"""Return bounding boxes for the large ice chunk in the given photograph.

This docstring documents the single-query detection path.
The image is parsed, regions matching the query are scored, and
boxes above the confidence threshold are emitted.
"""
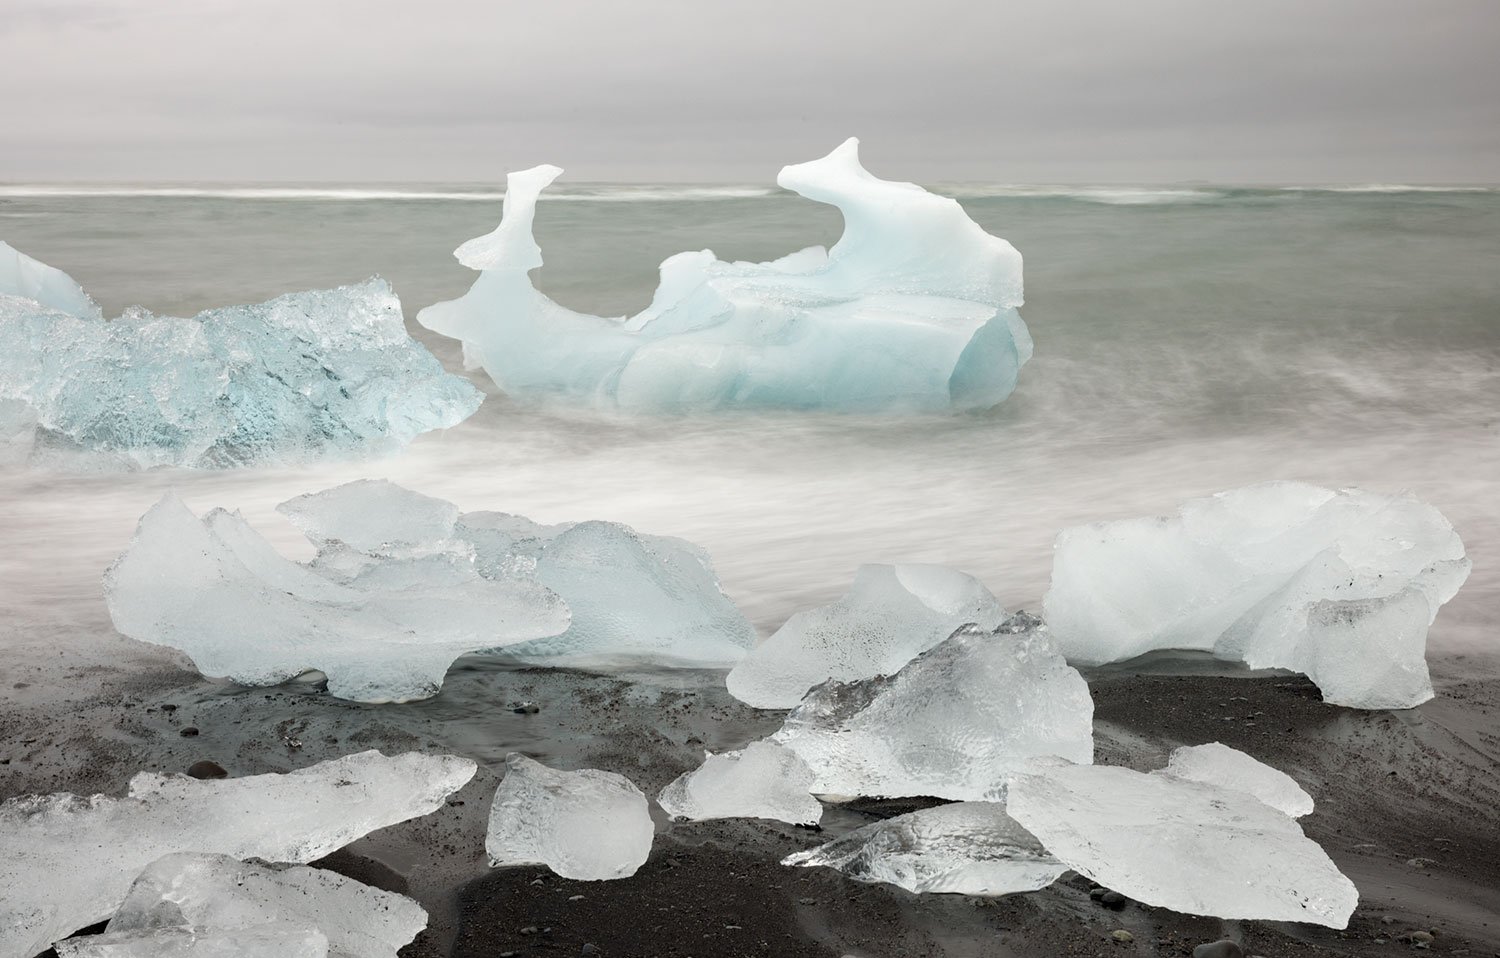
[772,613,1093,800]
[726,564,1005,708]
[782,801,1065,896]
[0,751,476,958]
[486,754,654,881]
[657,740,822,825]
[417,139,1031,412]
[1043,482,1471,709]
[0,243,481,469]
[56,853,424,958]
[1007,758,1358,928]
[104,491,570,703]
[56,926,328,958]
[1159,743,1314,818]
[269,480,755,670]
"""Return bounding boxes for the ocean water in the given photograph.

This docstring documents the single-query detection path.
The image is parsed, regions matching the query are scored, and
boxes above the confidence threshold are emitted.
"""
[1,183,1497,701]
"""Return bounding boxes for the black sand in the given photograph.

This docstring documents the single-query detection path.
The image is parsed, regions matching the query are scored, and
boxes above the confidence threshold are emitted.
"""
[4,657,1498,957]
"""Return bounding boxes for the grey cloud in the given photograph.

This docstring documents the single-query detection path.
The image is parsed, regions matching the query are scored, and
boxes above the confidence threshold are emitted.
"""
[0,0,1495,182]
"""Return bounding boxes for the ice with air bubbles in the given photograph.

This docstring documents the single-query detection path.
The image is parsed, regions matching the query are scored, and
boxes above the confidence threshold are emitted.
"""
[486,754,654,881]
[782,801,1065,896]
[0,241,480,469]
[772,613,1093,800]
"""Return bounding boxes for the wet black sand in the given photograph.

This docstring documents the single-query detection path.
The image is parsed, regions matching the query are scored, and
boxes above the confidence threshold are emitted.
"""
[4,655,1498,958]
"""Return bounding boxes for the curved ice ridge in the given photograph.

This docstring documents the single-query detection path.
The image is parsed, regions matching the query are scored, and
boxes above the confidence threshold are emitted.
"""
[417,139,1031,412]
[0,241,481,469]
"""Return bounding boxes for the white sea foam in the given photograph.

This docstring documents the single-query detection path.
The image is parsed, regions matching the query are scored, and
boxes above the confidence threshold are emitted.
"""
[943,186,1226,204]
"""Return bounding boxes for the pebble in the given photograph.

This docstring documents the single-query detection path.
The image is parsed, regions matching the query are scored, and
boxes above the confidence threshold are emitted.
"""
[581,946,599,956]
[1111,929,1134,943]
[520,925,539,935]
[179,726,199,737]
[186,760,227,780]
[1099,890,1129,910]
[513,703,540,715]
[1193,941,1245,958]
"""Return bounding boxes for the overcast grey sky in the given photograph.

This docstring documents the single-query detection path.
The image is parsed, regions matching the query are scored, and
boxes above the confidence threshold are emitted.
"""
[2,0,1496,184]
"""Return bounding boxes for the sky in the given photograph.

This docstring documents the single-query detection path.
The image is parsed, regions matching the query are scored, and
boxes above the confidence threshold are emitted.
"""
[1,0,1497,184]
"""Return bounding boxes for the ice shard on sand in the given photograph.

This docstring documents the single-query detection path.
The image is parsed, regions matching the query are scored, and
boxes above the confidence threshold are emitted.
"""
[726,563,1006,709]
[782,801,1065,896]
[104,490,571,703]
[772,613,1093,800]
[486,754,654,881]
[0,751,475,958]
[1006,757,1358,928]
[54,852,425,958]
[657,740,822,825]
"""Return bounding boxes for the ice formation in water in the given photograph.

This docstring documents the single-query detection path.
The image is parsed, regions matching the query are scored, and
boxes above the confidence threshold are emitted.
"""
[0,241,480,469]
[1007,758,1358,928]
[0,751,475,958]
[57,926,329,958]
[1159,743,1314,818]
[782,801,1065,896]
[726,563,1006,709]
[657,740,822,825]
[1043,482,1471,709]
[56,853,425,958]
[486,754,654,881]
[772,613,1093,800]
[105,490,571,703]
[417,139,1031,412]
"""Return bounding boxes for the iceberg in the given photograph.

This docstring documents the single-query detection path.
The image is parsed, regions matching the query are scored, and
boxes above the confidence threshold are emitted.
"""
[657,740,822,825]
[1006,758,1358,928]
[104,490,571,703]
[0,241,480,469]
[486,754,654,881]
[1159,742,1314,818]
[57,927,328,958]
[0,750,475,958]
[782,801,1065,896]
[1043,482,1471,709]
[55,853,425,958]
[726,563,1006,709]
[416,139,1031,412]
[772,613,1093,800]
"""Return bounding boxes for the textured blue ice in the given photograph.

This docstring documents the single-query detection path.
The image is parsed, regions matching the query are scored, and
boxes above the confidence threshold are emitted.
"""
[0,241,481,468]
[418,139,1031,412]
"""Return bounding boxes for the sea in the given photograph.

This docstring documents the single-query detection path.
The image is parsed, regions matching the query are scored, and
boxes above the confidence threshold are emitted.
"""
[1,182,1497,701]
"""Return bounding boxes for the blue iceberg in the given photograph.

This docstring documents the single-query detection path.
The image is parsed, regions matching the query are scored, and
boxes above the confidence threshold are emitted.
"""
[0,241,482,469]
[417,139,1031,412]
